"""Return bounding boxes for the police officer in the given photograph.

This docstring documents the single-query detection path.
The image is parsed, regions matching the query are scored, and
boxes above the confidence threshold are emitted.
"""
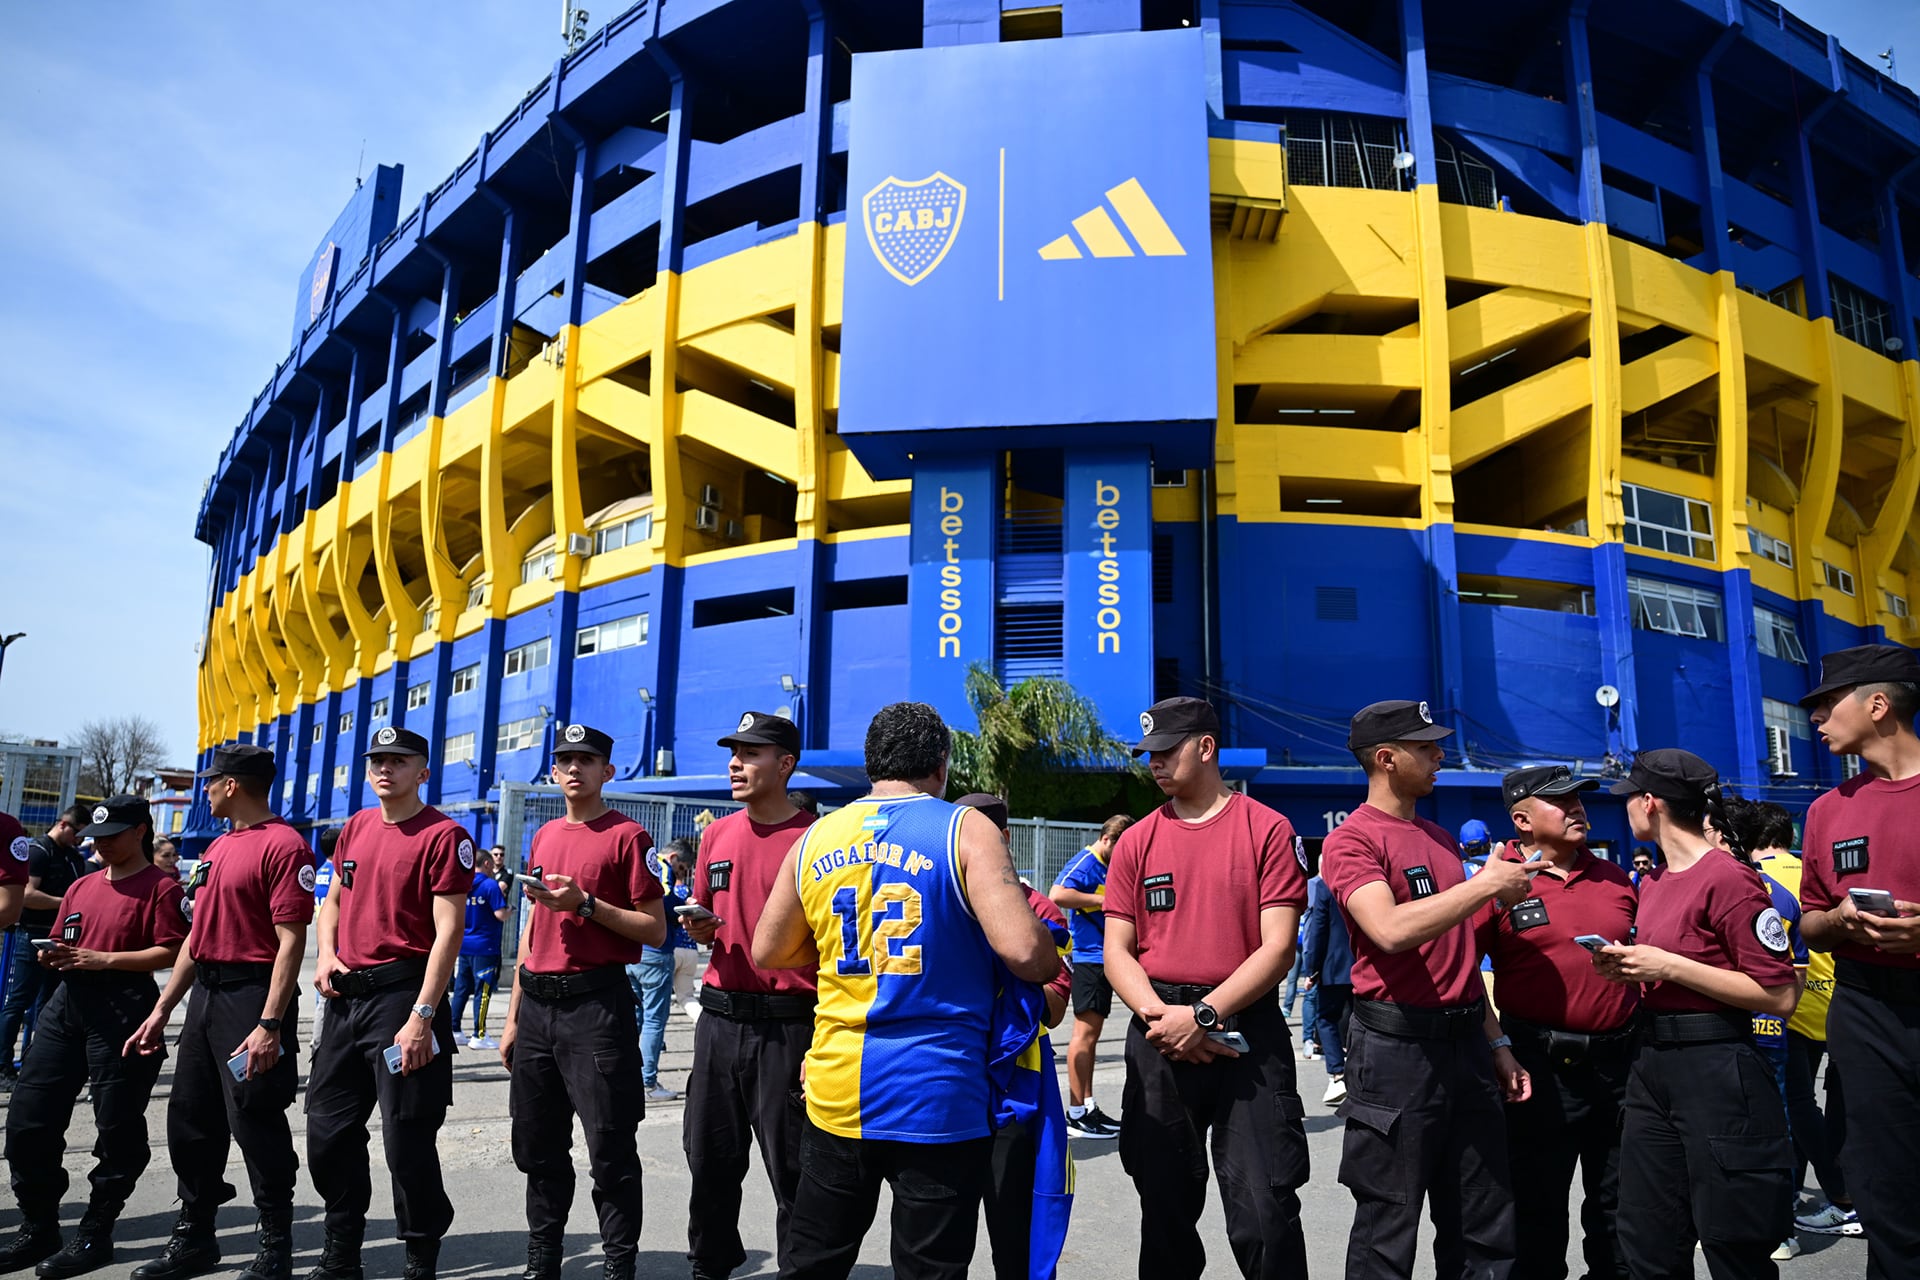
[1102,696,1311,1280]
[0,808,34,1070]
[0,795,188,1277]
[1319,700,1535,1280]
[307,726,474,1280]
[681,712,815,1280]
[751,700,1059,1280]
[502,722,665,1280]
[1479,765,1637,1280]
[1596,749,1797,1280]
[1798,643,1920,1279]
[121,745,315,1279]
[0,805,90,1082]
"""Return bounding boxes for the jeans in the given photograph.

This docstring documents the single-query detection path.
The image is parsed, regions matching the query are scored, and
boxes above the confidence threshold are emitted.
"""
[0,926,51,1067]
[1300,982,1321,1047]
[1316,983,1353,1076]
[1280,954,1301,1019]
[631,949,677,1087]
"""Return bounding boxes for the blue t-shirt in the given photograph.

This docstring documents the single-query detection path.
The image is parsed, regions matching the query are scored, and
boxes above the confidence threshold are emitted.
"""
[1749,870,1806,1062]
[313,860,334,902]
[646,876,695,954]
[461,872,507,957]
[1052,846,1109,964]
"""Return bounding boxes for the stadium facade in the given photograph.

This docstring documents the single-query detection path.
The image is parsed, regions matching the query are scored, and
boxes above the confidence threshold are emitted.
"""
[190,0,1920,856]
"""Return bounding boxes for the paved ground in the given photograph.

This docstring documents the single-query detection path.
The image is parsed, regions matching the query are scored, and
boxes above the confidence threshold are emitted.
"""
[0,954,1870,1278]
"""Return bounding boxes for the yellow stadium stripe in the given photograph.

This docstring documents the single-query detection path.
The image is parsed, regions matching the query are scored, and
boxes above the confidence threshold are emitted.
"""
[1105,177,1186,257]
[1070,206,1133,258]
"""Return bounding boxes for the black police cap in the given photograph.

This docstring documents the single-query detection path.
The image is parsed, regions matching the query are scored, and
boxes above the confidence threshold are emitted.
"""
[1132,697,1221,756]
[363,726,431,758]
[1346,699,1454,752]
[955,792,1010,831]
[1799,643,1920,709]
[1607,748,1720,802]
[197,743,277,781]
[1502,764,1598,810]
[554,723,616,758]
[81,794,152,839]
[718,711,801,756]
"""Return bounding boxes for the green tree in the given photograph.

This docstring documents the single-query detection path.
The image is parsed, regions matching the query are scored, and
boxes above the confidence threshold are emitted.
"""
[946,664,1152,820]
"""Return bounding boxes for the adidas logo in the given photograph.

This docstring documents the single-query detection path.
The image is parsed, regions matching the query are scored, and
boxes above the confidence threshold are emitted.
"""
[1039,177,1187,261]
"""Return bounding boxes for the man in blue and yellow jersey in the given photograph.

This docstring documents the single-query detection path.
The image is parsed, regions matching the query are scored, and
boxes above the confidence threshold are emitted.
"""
[753,702,1061,1280]
[1049,813,1132,1139]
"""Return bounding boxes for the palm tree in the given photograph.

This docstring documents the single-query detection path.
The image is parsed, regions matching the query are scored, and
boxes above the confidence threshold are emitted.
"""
[947,663,1144,817]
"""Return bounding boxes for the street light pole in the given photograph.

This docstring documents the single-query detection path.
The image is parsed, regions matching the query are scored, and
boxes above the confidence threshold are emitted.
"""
[0,632,24,686]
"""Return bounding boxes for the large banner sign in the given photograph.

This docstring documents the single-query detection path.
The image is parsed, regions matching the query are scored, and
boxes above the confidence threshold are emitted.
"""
[840,30,1216,474]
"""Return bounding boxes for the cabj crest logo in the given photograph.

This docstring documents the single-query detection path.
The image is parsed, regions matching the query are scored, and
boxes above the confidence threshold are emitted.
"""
[862,173,965,286]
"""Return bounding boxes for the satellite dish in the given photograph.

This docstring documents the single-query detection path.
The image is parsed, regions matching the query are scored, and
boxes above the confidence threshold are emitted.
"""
[1392,151,1416,171]
[1595,685,1621,708]
[776,705,794,722]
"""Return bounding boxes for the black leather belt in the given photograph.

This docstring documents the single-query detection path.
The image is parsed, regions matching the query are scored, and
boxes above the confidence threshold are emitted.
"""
[518,965,627,1003]
[1502,1014,1638,1065]
[196,961,274,989]
[1836,956,1920,1006]
[1147,981,1276,1033]
[1353,996,1485,1041]
[1642,1009,1750,1045]
[699,986,818,1021]
[332,957,428,998]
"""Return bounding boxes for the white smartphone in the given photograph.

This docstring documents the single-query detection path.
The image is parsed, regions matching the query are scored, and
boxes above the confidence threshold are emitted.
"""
[30,938,59,953]
[513,872,550,891]
[1849,887,1899,917]
[1573,934,1614,952]
[227,1050,251,1082]
[383,1037,444,1074]
[1208,1031,1250,1053]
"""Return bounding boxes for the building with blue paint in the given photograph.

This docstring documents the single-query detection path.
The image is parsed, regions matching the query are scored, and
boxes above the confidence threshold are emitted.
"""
[191,0,1920,856]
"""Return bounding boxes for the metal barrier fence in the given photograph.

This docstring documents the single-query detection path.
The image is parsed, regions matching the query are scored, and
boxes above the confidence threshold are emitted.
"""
[1008,817,1105,888]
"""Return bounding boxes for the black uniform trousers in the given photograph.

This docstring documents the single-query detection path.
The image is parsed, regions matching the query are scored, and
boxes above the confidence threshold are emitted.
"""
[779,1120,991,1280]
[305,985,456,1243]
[1617,1037,1792,1280]
[1336,1016,1515,1280]
[509,979,645,1264]
[1117,1000,1311,1280]
[1501,1021,1632,1280]
[1826,981,1920,1280]
[983,1116,1037,1280]
[4,973,164,1219]
[683,1008,808,1278]
[169,975,301,1219]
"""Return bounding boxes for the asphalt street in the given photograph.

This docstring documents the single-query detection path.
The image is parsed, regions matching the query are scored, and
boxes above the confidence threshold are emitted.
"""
[0,951,1869,1279]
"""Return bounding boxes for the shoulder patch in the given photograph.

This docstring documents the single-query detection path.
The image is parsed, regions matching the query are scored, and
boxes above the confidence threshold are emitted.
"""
[9,836,29,862]
[457,838,475,870]
[1294,835,1309,872]
[1753,906,1790,956]
[298,864,317,893]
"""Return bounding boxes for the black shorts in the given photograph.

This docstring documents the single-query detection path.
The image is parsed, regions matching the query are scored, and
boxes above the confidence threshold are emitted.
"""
[1072,961,1113,1019]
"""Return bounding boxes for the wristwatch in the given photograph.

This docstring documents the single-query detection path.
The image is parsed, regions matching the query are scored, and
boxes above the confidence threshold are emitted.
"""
[1192,1001,1220,1031]
[410,1003,435,1022]
[1488,1035,1513,1052]
[257,1018,282,1033]
[577,892,597,919]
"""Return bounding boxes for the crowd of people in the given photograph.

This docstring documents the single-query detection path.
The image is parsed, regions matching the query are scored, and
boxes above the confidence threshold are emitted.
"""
[0,640,1912,1280]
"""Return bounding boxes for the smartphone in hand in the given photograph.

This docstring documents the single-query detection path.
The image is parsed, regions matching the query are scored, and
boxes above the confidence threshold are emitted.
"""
[1850,888,1899,917]
[1207,1031,1250,1053]
[1573,934,1614,952]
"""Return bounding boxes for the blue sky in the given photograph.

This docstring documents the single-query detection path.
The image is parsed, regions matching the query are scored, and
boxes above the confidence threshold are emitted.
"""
[0,1,1916,765]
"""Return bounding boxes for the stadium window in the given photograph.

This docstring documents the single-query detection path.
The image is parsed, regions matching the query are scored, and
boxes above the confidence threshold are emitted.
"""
[1822,562,1857,596]
[521,548,557,584]
[466,582,487,610]
[1628,576,1724,641]
[576,612,649,656]
[1762,697,1812,742]
[1753,606,1807,663]
[497,716,542,754]
[1151,469,1188,488]
[1830,276,1892,353]
[1622,483,1714,560]
[443,731,476,765]
[1746,527,1793,569]
[332,763,349,790]
[1887,590,1911,620]
[593,513,653,555]
[370,697,391,722]
[407,682,431,711]
[311,724,323,745]
[1457,575,1595,615]
[502,637,551,677]
[451,664,480,696]
[1283,111,1414,192]
[338,712,353,735]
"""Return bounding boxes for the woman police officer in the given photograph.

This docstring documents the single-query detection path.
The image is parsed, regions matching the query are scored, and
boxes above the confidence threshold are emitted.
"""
[1594,750,1799,1280]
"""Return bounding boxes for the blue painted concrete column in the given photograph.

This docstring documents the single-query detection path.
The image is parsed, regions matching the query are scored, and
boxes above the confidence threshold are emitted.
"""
[1592,543,1641,760]
[1064,448,1153,737]
[1722,568,1766,791]
[1789,125,1833,321]
[1563,1,1607,227]
[909,454,999,724]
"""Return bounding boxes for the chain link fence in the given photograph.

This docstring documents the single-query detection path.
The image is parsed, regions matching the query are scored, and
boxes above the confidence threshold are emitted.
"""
[0,744,81,834]
[1009,817,1105,888]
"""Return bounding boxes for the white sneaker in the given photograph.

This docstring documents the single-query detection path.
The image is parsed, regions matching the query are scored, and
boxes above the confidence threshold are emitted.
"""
[1794,1202,1863,1236]
[1298,1042,1320,1060]
[1322,1075,1347,1105]
[1770,1238,1801,1261]
[466,1034,483,1049]
[472,1036,498,1050]
[647,1083,679,1102]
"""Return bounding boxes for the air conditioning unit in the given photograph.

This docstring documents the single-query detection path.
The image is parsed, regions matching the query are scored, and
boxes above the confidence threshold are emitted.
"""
[566,532,592,558]
[693,506,719,532]
[1766,725,1796,777]
[724,519,744,540]
[1843,754,1863,780]
[700,484,724,510]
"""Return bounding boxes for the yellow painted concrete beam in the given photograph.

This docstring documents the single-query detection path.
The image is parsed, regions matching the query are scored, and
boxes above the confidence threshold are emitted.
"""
[1620,334,1719,417]
[1862,360,1920,584]
[1453,357,1593,471]
[1440,286,1588,370]
[576,379,656,446]
[1235,333,1421,388]
[679,389,801,481]
[687,318,799,396]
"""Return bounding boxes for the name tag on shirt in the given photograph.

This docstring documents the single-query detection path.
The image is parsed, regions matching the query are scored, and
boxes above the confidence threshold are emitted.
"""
[708,860,733,893]
[1509,897,1549,932]
[1833,837,1869,876]
[339,860,356,890]
[1143,872,1176,913]
[60,911,82,944]
[1404,865,1437,899]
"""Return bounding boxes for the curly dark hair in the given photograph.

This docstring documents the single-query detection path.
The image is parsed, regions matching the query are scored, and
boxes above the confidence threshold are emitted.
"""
[864,702,951,783]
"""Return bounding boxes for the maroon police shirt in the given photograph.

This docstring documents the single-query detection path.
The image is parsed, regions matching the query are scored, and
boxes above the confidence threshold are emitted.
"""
[695,809,818,996]
[0,812,29,891]
[1801,771,1920,972]
[191,817,317,965]
[1635,850,1795,1013]
[1476,843,1638,1033]
[57,863,188,952]
[332,806,475,969]
[522,809,661,974]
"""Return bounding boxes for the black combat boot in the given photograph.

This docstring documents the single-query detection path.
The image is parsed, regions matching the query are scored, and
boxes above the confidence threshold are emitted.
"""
[519,1234,561,1280]
[129,1211,220,1279]
[601,1255,635,1280]
[401,1239,438,1280]
[300,1232,363,1280]
[34,1202,117,1278]
[0,1215,61,1274]
[238,1208,294,1280]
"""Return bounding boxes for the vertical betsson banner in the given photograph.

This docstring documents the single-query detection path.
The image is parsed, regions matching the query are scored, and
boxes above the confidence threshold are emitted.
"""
[1065,451,1151,733]
[909,458,998,717]
[838,29,1216,474]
